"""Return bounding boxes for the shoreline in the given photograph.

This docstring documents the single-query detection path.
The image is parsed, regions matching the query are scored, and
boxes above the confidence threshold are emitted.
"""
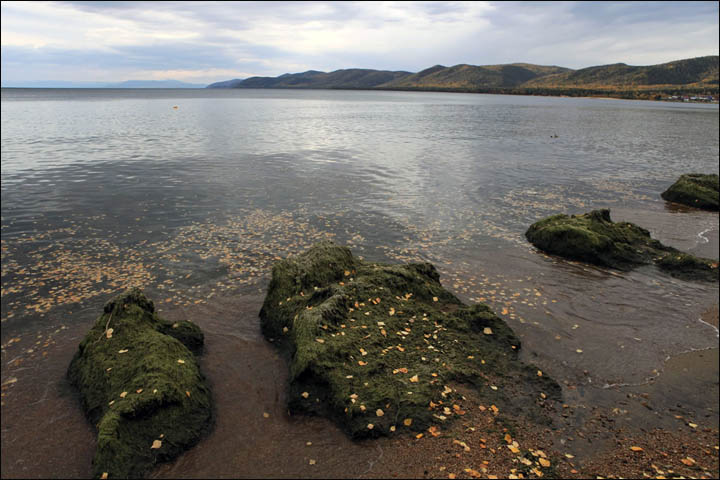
[2,85,718,104]
[2,283,717,479]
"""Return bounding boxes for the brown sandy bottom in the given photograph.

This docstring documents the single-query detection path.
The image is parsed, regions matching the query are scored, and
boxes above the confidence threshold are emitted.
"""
[2,292,718,479]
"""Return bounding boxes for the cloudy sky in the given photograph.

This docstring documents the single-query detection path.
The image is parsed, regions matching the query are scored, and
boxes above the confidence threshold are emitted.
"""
[1,1,718,86]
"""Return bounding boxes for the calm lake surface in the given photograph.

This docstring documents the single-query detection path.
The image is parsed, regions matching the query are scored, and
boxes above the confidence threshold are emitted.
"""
[1,88,718,477]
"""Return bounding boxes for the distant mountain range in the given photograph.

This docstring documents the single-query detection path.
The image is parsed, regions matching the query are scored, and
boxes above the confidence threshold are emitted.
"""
[2,80,206,88]
[207,56,718,99]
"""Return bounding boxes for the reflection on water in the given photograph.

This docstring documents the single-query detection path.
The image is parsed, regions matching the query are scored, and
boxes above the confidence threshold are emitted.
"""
[1,88,718,476]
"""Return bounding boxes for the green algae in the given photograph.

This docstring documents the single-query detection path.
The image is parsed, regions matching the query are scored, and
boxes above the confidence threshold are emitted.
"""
[260,241,560,439]
[525,209,718,282]
[67,288,212,479]
[661,174,719,211]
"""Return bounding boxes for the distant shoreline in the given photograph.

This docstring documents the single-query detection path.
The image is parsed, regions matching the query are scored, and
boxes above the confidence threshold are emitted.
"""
[2,86,718,104]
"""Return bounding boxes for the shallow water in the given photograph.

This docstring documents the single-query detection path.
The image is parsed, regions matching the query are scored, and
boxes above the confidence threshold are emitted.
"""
[1,88,718,477]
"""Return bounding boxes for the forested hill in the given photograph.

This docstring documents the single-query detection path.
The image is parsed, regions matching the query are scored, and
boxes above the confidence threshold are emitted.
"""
[207,56,719,98]
[522,56,718,89]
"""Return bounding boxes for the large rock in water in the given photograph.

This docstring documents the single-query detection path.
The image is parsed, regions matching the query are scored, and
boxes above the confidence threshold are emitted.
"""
[525,209,718,282]
[260,241,560,438]
[661,173,719,211]
[67,289,212,479]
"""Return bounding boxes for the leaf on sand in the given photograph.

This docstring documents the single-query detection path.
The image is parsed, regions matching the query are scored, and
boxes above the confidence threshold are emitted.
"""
[453,439,470,452]
[428,426,441,437]
[151,439,162,449]
[630,446,644,452]
[309,459,316,465]
[263,412,270,418]
[681,457,696,466]
[538,458,551,467]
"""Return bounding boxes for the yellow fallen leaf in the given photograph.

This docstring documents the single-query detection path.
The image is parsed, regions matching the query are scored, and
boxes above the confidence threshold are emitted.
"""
[309,459,316,465]
[105,328,113,339]
[576,349,583,353]
[403,418,413,426]
[539,458,550,467]
[151,439,162,449]
[119,391,128,398]
[681,457,695,466]
[359,348,367,356]
[410,375,419,383]
[315,338,325,344]
[301,392,309,398]
[358,360,367,366]
[508,445,520,454]
[415,433,424,439]
[389,307,395,316]
[367,423,374,429]
[428,425,441,437]
[185,390,191,397]
[448,474,456,479]
[537,370,543,377]
[263,412,270,418]
[688,422,698,428]
[483,327,493,335]
[390,426,396,432]
[504,433,513,443]
[433,297,438,302]
[118,349,128,354]
[177,359,185,364]
[136,389,143,394]
[630,446,644,452]
[101,473,108,479]
[453,439,470,452]
[376,409,384,417]
[564,453,575,459]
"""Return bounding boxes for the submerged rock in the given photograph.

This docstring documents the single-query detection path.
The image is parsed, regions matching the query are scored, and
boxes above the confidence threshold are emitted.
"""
[526,209,718,281]
[260,241,560,438]
[67,288,212,479]
[661,173,719,211]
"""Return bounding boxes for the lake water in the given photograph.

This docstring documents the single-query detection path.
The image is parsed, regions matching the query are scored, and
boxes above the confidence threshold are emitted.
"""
[1,88,718,477]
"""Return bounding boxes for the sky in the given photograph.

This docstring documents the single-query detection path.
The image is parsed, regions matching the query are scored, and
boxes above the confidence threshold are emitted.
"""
[1,0,718,86]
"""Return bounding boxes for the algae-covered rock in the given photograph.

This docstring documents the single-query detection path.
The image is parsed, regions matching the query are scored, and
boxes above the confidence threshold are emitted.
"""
[260,241,560,438]
[526,209,718,281]
[67,288,212,479]
[661,173,719,211]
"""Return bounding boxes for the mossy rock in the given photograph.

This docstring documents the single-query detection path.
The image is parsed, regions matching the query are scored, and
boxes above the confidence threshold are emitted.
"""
[661,173,719,211]
[67,288,212,479]
[526,209,718,281]
[260,241,561,439]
